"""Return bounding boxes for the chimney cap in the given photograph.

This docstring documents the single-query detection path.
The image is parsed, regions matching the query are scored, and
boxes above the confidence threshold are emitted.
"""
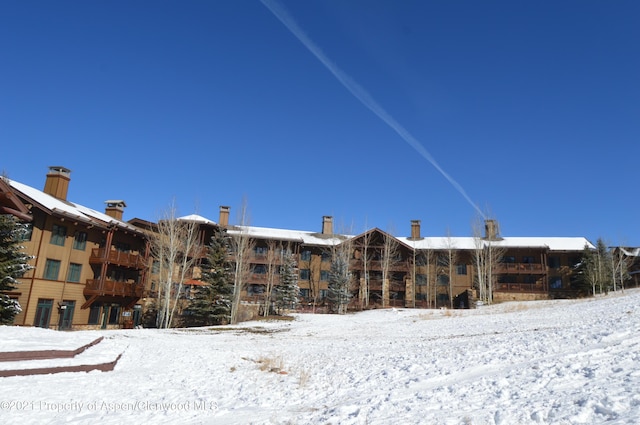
[48,166,71,174]
[105,200,127,208]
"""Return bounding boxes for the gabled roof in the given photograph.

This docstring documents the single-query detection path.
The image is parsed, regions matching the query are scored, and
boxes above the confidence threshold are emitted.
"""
[6,179,142,233]
[177,214,217,225]
[351,227,416,251]
[0,178,32,221]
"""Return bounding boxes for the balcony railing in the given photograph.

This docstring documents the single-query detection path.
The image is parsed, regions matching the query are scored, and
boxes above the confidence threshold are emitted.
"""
[84,279,144,298]
[495,263,545,274]
[495,282,546,292]
[89,248,147,269]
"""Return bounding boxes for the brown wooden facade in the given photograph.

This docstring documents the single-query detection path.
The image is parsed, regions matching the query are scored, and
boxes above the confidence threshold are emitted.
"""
[2,167,148,330]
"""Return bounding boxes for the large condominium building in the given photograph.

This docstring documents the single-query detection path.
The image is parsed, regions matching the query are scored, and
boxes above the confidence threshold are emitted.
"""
[3,166,634,330]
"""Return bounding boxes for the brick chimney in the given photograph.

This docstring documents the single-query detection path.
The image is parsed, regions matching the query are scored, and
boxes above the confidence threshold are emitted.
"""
[484,219,500,240]
[410,220,421,240]
[322,216,333,235]
[105,200,126,221]
[43,166,71,200]
[219,206,230,227]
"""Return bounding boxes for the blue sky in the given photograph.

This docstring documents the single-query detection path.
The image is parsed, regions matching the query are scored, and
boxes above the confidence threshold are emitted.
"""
[1,1,638,245]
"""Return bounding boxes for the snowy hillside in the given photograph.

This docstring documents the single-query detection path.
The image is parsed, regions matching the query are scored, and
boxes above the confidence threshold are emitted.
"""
[2,290,640,424]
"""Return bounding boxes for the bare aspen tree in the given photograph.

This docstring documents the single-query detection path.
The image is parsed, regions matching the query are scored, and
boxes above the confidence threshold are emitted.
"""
[358,226,374,309]
[612,248,631,293]
[443,230,458,308]
[380,229,400,308]
[228,199,255,324]
[422,245,434,308]
[262,239,281,317]
[148,201,203,328]
[472,216,505,305]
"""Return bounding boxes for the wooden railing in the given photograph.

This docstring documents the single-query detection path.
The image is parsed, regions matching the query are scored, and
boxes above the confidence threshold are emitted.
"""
[84,279,144,298]
[89,248,146,269]
[495,282,547,292]
[495,263,545,274]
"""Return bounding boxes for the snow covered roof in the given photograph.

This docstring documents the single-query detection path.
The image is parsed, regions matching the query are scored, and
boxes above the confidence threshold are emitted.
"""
[177,214,217,225]
[398,236,594,251]
[6,179,141,233]
[620,247,640,257]
[226,225,346,246]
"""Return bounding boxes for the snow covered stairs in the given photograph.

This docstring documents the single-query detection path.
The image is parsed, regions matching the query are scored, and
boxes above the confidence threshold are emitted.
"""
[0,336,123,378]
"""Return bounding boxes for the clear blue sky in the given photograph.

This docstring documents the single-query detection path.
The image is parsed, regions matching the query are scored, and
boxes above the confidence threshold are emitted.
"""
[2,1,638,245]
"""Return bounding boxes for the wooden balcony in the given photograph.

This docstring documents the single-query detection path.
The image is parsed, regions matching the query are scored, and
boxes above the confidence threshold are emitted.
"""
[495,263,545,274]
[84,279,144,298]
[89,248,147,269]
[495,282,547,292]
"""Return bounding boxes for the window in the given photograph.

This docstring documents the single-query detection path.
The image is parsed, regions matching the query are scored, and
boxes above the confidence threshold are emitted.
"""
[456,264,467,275]
[73,231,87,250]
[321,252,331,262]
[299,269,310,280]
[522,256,535,264]
[50,224,66,246]
[88,304,101,325]
[549,276,563,289]
[498,275,517,283]
[252,264,267,274]
[20,223,33,241]
[569,257,581,267]
[437,255,448,266]
[299,288,310,298]
[320,270,329,281]
[108,305,120,324]
[548,257,561,269]
[437,274,449,285]
[254,246,268,256]
[319,289,328,299]
[67,263,82,282]
[501,256,516,263]
[152,260,160,274]
[114,242,130,253]
[44,259,61,280]
[523,275,537,284]
[416,274,427,286]
[248,284,265,295]
[300,250,312,261]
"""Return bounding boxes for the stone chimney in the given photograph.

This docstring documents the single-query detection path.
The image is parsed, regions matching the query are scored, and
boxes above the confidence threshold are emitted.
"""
[104,200,126,221]
[322,216,333,235]
[410,220,422,240]
[43,166,71,200]
[484,219,500,240]
[219,206,230,227]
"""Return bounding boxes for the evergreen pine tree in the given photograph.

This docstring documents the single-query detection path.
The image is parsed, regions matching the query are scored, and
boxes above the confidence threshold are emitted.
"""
[275,251,299,313]
[184,227,233,326]
[327,252,351,314]
[0,214,33,324]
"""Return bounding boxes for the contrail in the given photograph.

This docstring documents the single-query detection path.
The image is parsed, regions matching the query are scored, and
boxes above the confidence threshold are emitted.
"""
[260,0,486,219]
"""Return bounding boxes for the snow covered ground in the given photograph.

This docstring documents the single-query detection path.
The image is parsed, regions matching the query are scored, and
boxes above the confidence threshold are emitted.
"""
[2,290,640,425]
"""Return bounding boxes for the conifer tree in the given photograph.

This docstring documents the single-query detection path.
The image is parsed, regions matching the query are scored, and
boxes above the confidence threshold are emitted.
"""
[275,251,299,313]
[0,214,33,324]
[328,250,351,314]
[185,227,233,326]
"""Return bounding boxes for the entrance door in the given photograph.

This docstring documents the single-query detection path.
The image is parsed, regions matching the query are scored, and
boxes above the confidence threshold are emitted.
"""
[132,305,142,327]
[34,299,53,328]
[57,301,75,330]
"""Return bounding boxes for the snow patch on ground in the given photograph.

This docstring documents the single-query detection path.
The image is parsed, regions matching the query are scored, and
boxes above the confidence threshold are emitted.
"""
[1,290,640,424]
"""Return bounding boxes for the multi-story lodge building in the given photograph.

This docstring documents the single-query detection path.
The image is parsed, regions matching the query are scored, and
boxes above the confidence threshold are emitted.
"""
[2,167,148,330]
[2,165,636,330]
